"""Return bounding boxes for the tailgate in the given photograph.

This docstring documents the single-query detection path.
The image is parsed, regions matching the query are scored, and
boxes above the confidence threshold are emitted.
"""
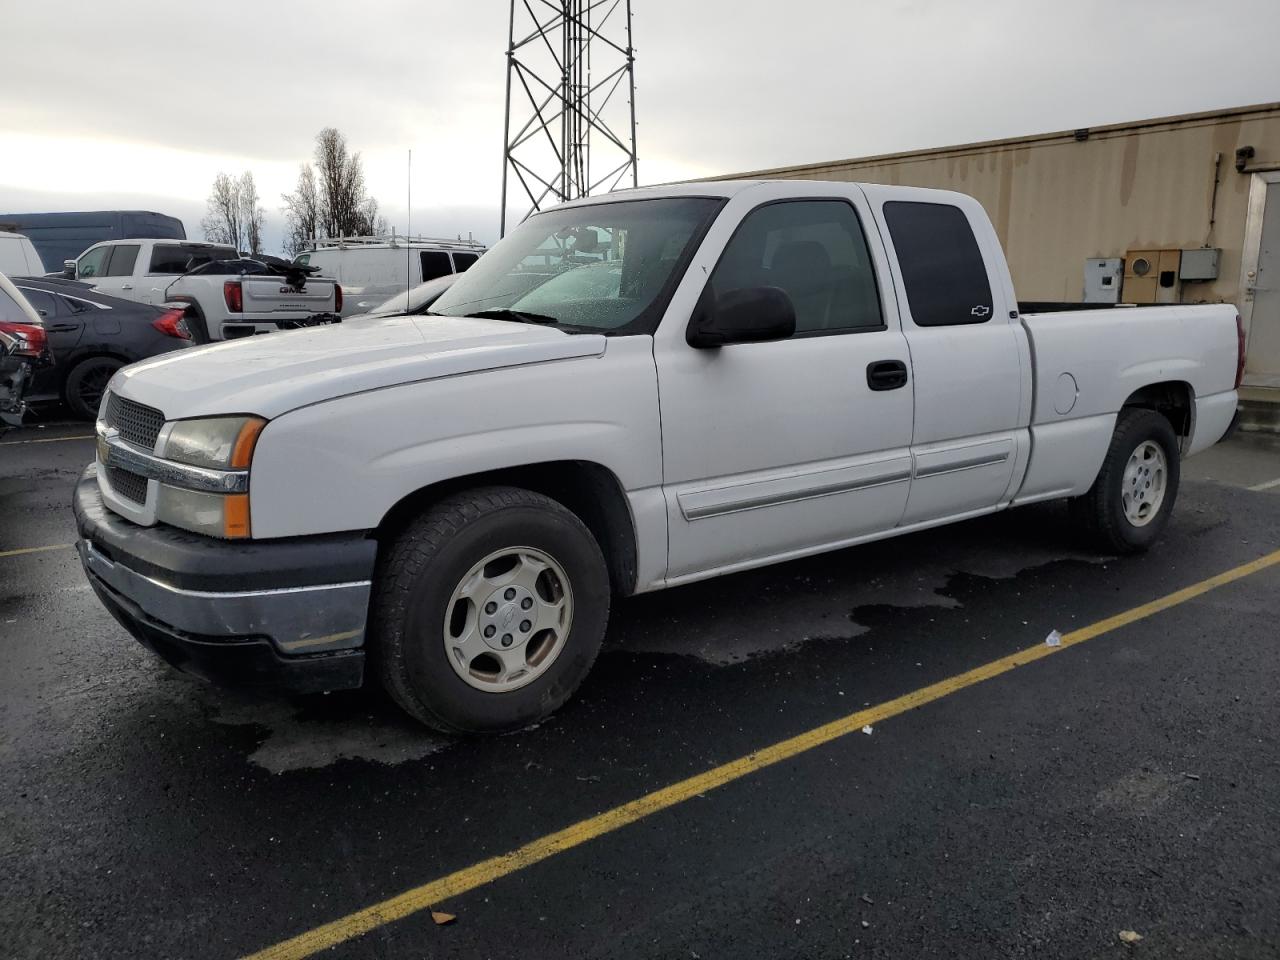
[242,277,336,314]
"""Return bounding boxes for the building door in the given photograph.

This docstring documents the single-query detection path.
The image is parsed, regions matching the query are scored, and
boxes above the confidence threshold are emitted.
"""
[1247,180,1280,384]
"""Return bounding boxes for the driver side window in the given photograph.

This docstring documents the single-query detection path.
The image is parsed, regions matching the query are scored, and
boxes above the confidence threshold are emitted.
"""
[77,246,110,279]
[710,200,883,336]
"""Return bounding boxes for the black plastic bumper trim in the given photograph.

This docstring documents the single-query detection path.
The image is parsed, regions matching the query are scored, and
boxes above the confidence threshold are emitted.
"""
[88,570,364,694]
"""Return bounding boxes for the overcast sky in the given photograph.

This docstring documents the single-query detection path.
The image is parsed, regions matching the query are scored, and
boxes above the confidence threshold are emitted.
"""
[2,0,1278,252]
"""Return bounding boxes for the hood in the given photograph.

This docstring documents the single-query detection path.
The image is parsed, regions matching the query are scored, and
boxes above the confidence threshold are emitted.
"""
[110,314,607,420]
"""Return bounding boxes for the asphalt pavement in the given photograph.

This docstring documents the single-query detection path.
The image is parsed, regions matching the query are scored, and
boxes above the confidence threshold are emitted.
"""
[2,417,1279,960]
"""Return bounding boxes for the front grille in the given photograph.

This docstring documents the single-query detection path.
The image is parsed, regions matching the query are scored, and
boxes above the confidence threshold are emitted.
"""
[105,392,165,451]
[107,466,149,505]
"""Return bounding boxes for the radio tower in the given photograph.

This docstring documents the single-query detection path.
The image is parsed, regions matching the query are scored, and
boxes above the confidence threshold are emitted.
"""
[500,0,639,236]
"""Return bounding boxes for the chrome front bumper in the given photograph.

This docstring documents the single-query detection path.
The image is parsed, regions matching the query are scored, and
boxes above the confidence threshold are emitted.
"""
[78,539,371,655]
[74,464,377,692]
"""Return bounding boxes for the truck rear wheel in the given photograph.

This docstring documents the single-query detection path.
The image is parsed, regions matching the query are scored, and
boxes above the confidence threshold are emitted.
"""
[1070,408,1180,554]
[371,486,611,733]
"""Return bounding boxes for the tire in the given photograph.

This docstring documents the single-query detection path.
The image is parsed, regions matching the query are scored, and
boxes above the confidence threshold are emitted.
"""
[371,485,611,733]
[64,356,124,421]
[1070,407,1181,554]
[183,305,211,344]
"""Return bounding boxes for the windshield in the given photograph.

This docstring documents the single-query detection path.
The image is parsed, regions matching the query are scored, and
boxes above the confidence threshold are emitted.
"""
[429,197,723,335]
[371,275,459,316]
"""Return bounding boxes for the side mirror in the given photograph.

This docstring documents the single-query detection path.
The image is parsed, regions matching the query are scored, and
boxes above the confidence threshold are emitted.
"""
[687,286,796,349]
[63,259,76,279]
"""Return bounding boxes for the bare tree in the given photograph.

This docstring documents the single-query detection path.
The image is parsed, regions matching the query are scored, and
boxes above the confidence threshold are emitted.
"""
[315,127,381,237]
[201,173,244,249]
[282,164,320,256]
[238,172,265,256]
[202,171,265,253]
[282,128,384,253]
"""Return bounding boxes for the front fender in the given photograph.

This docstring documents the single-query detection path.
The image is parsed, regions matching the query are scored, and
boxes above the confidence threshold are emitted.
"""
[247,338,661,540]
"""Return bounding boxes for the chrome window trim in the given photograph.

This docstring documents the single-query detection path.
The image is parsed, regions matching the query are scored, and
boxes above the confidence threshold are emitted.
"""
[59,292,112,310]
[15,286,112,311]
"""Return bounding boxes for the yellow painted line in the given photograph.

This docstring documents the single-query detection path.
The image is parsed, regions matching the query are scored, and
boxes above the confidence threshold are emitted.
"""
[0,434,94,445]
[0,543,74,559]
[244,547,1280,960]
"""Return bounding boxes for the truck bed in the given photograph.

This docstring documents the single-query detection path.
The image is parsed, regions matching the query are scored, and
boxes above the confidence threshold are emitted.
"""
[1010,302,1240,505]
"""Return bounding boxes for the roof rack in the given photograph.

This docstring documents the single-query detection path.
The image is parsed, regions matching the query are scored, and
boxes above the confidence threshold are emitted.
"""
[304,234,486,252]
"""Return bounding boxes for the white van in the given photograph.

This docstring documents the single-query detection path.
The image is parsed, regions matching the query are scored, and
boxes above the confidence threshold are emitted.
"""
[297,236,485,316]
[0,232,46,276]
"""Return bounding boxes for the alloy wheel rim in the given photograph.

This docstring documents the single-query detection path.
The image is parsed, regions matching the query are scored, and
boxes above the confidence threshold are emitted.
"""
[80,366,114,409]
[442,546,573,693]
[1121,440,1167,527]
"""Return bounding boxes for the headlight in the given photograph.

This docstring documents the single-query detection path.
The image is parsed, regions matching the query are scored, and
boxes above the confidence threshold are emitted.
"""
[155,485,251,539]
[156,416,265,539]
[165,415,264,470]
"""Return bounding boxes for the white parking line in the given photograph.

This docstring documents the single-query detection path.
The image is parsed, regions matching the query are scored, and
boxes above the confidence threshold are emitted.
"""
[1247,476,1280,492]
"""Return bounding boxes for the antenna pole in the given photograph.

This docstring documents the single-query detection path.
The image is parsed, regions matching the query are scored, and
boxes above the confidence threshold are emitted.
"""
[499,0,515,237]
[626,0,638,187]
[406,148,412,301]
[501,0,638,229]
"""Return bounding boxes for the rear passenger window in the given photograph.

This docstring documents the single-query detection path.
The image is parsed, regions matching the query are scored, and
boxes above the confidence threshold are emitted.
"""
[104,244,140,277]
[18,288,58,317]
[148,244,232,275]
[149,245,193,274]
[883,201,993,326]
[420,251,453,281]
[710,200,882,335]
[452,252,478,273]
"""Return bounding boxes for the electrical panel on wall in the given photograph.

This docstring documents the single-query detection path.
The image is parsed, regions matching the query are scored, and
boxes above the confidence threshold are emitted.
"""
[1179,248,1220,281]
[1123,249,1182,304]
[1084,258,1123,303]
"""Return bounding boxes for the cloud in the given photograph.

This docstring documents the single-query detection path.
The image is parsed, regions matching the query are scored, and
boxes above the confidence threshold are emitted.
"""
[3,0,1279,256]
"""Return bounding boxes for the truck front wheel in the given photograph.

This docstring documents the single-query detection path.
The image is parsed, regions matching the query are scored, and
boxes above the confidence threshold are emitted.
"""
[371,486,611,733]
[1070,407,1181,554]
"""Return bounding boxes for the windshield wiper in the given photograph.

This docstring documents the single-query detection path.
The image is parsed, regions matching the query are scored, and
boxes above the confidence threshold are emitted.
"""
[464,308,562,326]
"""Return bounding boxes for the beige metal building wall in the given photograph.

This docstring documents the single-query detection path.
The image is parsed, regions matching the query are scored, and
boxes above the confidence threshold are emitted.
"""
[713,103,1280,378]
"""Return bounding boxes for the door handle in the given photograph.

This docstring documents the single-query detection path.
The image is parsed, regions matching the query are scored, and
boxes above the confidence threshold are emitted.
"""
[121,283,134,290]
[48,323,79,333]
[866,359,909,391]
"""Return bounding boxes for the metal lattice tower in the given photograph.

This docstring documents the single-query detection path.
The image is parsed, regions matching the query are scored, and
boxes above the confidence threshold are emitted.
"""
[501,0,638,236]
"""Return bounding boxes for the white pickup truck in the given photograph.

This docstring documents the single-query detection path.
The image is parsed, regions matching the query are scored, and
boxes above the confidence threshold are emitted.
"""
[68,239,238,303]
[74,180,1244,733]
[67,239,342,341]
[163,256,342,342]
